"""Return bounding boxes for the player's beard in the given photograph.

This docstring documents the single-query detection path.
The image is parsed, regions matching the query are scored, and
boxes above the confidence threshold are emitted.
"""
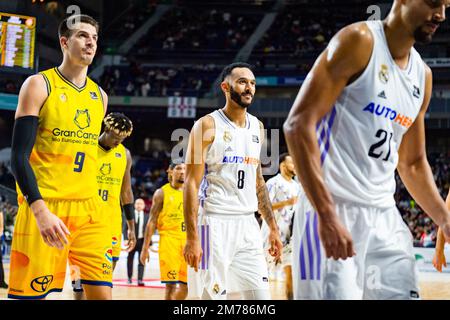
[413,20,440,45]
[230,86,252,109]
[285,167,295,179]
[287,168,296,178]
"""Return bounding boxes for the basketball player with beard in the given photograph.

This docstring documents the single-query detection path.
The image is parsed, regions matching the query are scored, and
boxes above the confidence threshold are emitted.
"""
[183,62,283,300]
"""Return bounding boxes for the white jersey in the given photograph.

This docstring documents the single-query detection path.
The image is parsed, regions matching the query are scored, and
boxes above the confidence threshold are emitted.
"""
[261,174,303,246]
[320,20,426,208]
[199,109,262,214]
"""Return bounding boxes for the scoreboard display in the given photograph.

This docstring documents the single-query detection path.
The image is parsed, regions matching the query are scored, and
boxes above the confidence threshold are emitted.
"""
[0,12,36,73]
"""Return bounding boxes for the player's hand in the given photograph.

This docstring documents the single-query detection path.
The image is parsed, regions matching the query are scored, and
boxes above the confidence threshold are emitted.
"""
[31,199,70,250]
[433,249,447,272]
[440,222,450,243]
[126,230,137,252]
[286,197,298,206]
[268,229,283,262]
[183,238,203,272]
[318,212,355,260]
[140,248,150,265]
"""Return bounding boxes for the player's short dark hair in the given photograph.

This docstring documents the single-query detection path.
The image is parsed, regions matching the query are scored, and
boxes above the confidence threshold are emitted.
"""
[169,159,184,170]
[220,62,254,82]
[58,14,99,38]
[103,112,133,137]
[279,153,290,167]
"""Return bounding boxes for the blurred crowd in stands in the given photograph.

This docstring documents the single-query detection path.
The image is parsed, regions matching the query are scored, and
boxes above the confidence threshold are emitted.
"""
[99,63,219,97]
[135,7,260,54]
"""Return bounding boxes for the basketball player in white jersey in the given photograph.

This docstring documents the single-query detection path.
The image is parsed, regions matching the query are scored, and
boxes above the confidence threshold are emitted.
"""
[183,62,283,300]
[261,153,303,300]
[283,0,450,299]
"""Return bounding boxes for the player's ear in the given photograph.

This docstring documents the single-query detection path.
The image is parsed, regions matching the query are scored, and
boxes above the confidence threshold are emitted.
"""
[60,36,69,50]
[220,81,230,93]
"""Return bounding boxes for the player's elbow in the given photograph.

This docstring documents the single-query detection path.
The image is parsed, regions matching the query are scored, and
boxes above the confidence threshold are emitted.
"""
[183,176,198,195]
[283,111,310,142]
[397,153,428,177]
[10,151,20,179]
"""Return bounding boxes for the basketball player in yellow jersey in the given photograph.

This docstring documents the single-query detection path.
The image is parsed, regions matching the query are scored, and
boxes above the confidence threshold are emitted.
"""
[9,14,113,300]
[73,112,137,299]
[140,162,188,300]
[98,113,137,265]
[432,189,450,272]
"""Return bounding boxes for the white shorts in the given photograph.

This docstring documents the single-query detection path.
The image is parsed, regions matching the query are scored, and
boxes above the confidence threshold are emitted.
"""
[187,211,270,299]
[292,194,419,300]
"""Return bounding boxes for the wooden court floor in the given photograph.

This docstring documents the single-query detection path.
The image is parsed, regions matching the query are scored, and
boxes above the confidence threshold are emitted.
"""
[2,253,450,300]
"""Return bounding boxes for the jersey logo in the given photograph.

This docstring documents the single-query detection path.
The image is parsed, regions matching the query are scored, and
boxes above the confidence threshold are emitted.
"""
[30,275,53,293]
[378,64,389,84]
[74,109,91,130]
[105,249,113,262]
[100,163,112,175]
[377,91,387,99]
[223,155,259,165]
[223,131,232,142]
[412,85,420,99]
[115,152,122,158]
[225,146,233,152]
[252,135,259,143]
[90,91,99,100]
[363,102,413,129]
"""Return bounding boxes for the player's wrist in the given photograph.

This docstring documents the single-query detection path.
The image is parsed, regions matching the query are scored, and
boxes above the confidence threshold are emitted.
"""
[30,199,48,218]
[127,222,136,232]
[316,203,338,222]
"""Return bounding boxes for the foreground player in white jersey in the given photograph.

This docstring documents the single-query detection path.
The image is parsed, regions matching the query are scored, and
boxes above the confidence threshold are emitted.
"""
[261,153,302,299]
[284,0,450,299]
[183,62,283,300]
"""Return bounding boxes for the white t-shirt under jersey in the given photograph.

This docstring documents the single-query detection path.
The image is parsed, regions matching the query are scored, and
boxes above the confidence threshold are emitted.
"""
[261,174,303,246]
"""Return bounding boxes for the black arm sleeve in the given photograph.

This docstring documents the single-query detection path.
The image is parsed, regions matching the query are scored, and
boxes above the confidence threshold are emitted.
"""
[123,203,135,221]
[10,116,42,205]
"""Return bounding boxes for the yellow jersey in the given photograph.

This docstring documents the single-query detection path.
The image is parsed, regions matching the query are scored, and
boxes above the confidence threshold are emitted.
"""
[97,143,127,210]
[157,183,185,239]
[17,67,104,201]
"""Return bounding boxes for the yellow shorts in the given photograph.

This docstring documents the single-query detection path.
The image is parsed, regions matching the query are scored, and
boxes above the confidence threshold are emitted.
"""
[159,234,187,284]
[8,197,113,299]
[110,206,122,262]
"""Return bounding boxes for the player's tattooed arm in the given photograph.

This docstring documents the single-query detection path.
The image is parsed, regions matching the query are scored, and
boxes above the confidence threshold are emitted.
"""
[258,120,282,261]
[257,120,277,230]
[256,164,277,228]
[141,188,163,265]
